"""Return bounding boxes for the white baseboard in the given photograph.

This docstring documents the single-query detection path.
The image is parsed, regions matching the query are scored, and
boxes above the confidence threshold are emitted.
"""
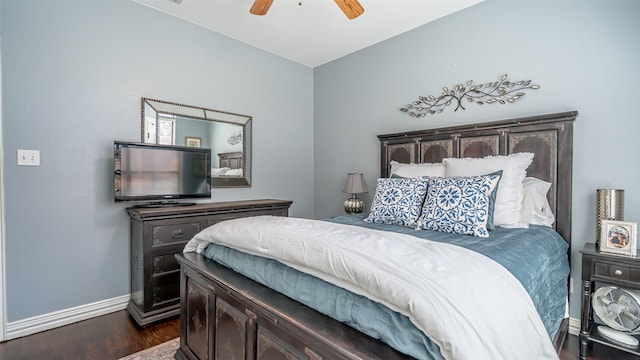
[5,294,130,340]
[2,296,583,342]
[569,316,580,336]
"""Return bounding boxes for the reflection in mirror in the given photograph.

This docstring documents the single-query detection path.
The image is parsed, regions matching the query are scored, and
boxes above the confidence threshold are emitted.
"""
[141,98,252,188]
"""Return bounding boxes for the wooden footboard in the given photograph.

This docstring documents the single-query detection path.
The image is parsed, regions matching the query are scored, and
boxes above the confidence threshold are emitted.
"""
[175,253,568,360]
[174,252,413,360]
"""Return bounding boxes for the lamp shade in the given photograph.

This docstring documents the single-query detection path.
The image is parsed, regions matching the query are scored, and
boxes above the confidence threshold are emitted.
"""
[596,189,624,244]
[343,172,367,194]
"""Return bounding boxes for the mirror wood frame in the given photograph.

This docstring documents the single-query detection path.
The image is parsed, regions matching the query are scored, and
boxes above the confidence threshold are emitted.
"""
[141,97,252,188]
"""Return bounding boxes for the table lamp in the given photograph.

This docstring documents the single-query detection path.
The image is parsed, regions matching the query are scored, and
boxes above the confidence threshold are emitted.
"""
[343,172,367,214]
[596,189,624,246]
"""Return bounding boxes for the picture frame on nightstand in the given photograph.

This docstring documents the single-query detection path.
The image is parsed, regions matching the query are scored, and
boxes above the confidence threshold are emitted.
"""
[599,219,638,257]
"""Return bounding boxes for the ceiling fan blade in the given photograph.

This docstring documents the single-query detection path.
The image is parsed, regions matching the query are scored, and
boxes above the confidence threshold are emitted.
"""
[334,0,364,20]
[250,0,274,16]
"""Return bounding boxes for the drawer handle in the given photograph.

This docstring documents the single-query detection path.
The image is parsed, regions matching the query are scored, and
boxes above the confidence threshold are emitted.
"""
[172,230,185,239]
[614,269,623,276]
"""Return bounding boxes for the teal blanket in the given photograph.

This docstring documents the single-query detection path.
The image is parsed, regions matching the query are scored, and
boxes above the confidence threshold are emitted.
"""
[201,214,569,359]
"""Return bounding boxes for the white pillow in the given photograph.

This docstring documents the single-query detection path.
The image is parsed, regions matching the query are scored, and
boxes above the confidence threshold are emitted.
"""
[225,168,243,176]
[443,152,534,228]
[211,167,230,176]
[390,160,445,178]
[520,177,555,227]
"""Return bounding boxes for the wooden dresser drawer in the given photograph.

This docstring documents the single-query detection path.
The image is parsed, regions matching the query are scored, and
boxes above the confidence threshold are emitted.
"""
[151,272,180,308]
[151,221,201,247]
[593,260,640,282]
[152,253,181,275]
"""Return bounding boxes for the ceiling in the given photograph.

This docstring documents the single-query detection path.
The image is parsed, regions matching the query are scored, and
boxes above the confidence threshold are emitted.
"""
[134,0,484,67]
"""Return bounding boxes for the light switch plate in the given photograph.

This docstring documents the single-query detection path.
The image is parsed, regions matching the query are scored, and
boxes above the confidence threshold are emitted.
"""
[17,149,40,166]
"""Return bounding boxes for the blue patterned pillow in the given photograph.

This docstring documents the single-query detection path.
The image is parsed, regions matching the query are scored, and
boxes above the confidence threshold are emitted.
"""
[418,174,501,237]
[365,178,429,227]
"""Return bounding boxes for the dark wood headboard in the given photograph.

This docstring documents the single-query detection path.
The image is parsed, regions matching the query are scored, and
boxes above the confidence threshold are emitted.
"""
[218,151,243,169]
[377,111,577,245]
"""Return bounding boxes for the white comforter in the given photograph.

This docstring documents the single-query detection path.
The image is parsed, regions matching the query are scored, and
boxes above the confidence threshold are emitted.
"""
[184,216,557,360]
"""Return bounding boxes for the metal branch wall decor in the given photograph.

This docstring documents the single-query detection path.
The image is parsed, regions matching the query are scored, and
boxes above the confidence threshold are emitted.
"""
[400,74,539,117]
[227,131,243,145]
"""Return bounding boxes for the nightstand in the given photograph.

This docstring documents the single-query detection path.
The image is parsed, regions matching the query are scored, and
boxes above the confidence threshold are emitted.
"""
[580,243,640,359]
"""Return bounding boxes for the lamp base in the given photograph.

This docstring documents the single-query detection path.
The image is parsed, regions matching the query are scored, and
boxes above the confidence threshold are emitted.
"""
[344,197,364,214]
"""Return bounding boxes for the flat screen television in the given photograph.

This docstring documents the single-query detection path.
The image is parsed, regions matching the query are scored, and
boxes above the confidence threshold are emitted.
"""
[114,141,211,205]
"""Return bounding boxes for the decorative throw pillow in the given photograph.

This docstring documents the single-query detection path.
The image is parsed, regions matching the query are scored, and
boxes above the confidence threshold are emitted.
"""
[390,160,445,178]
[365,177,429,227]
[443,153,533,228]
[418,173,501,237]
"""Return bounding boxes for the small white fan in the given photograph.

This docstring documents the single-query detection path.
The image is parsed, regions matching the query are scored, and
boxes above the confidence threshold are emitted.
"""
[592,286,640,347]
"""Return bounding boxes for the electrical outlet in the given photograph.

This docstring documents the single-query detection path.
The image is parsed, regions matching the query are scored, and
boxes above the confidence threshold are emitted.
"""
[17,149,40,166]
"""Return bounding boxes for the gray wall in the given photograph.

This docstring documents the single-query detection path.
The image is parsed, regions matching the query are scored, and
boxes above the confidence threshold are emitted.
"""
[1,1,314,321]
[314,0,640,320]
[176,117,212,148]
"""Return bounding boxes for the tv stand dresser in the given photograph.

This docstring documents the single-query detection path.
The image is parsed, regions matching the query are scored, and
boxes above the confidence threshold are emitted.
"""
[126,199,293,326]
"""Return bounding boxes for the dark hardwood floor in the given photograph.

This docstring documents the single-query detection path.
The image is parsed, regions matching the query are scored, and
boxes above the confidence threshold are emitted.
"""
[0,310,179,360]
[0,309,637,359]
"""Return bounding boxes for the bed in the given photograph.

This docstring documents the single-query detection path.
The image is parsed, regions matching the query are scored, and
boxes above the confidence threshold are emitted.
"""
[212,151,244,176]
[175,110,577,360]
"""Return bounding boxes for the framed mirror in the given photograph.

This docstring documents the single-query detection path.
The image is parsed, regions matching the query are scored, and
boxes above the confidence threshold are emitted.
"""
[141,98,252,188]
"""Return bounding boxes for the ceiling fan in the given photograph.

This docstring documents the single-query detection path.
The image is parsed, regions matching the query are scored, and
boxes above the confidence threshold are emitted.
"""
[250,0,365,20]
